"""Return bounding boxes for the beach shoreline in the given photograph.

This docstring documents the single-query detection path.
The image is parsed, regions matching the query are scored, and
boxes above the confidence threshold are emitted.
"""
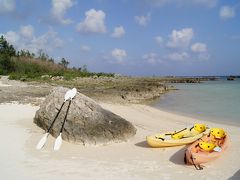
[150,105,240,127]
[0,75,217,105]
[0,77,239,179]
[0,102,239,180]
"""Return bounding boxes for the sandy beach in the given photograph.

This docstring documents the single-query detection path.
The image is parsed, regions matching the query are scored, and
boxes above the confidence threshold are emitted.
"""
[0,101,239,180]
[0,76,239,180]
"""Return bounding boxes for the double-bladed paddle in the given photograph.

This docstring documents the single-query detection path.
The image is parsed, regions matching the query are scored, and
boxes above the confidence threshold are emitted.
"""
[36,88,77,150]
[53,88,77,151]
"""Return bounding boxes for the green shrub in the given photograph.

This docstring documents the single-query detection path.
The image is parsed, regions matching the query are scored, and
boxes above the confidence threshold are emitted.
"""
[1,36,114,80]
[9,73,25,80]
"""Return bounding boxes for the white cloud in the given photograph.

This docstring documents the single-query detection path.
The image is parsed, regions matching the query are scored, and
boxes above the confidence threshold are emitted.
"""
[20,25,34,39]
[220,6,235,20]
[76,9,106,34]
[4,31,20,45]
[50,0,74,25]
[53,38,64,48]
[191,43,207,53]
[143,53,162,64]
[166,52,189,61]
[3,27,63,54]
[80,45,91,52]
[111,26,125,38]
[0,0,15,14]
[167,28,194,48]
[25,30,64,53]
[135,13,151,26]
[111,48,127,64]
[191,42,209,60]
[155,36,164,45]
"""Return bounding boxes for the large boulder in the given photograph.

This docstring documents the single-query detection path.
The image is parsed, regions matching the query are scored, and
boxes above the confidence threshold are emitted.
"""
[34,87,136,145]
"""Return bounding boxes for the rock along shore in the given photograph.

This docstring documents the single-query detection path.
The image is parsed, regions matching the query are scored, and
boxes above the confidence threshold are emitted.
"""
[0,76,216,105]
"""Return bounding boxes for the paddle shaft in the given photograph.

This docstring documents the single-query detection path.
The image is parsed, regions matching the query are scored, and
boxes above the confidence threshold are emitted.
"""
[47,101,66,133]
[172,127,187,135]
[164,127,188,136]
[60,100,72,133]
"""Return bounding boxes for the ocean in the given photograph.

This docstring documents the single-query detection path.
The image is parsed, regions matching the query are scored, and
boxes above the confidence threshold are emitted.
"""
[152,78,240,126]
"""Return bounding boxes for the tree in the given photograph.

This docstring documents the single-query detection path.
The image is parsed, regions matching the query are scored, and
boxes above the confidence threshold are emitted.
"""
[0,35,16,56]
[48,58,55,63]
[17,49,34,58]
[59,58,69,68]
[82,64,88,73]
[0,36,16,74]
[37,49,49,61]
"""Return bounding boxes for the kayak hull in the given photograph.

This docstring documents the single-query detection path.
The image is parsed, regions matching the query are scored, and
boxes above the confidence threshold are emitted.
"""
[146,133,204,148]
[185,134,230,165]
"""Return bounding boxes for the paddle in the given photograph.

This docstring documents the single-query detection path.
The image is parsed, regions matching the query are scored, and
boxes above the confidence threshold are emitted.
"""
[53,88,77,151]
[36,88,75,150]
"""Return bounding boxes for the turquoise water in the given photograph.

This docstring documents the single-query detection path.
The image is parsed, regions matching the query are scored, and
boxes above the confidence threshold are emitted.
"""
[152,78,240,126]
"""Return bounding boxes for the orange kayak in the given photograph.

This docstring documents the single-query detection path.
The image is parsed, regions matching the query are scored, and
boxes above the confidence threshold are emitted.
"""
[185,133,230,166]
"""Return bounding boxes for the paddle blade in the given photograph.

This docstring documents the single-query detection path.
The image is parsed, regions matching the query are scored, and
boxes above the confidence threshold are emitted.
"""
[64,89,72,102]
[54,133,62,151]
[69,88,77,99]
[36,133,49,150]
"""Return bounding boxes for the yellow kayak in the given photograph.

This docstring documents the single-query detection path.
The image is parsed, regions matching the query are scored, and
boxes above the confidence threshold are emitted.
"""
[146,133,204,148]
[146,124,208,148]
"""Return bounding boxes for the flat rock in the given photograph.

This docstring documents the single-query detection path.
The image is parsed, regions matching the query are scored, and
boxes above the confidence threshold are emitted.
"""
[34,87,136,145]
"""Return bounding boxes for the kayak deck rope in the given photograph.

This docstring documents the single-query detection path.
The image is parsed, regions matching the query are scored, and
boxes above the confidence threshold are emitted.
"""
[190,156,203,170]
[172,127,188,135]
[155,127,191,141]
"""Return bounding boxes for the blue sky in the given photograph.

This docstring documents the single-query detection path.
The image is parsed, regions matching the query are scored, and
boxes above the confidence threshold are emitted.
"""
[0,0,239,76]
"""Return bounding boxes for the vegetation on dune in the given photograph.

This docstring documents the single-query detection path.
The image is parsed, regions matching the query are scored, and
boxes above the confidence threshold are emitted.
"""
[0,36,114,81]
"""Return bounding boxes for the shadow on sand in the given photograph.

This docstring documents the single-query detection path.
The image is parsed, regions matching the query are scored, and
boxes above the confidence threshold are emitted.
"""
[229,169,240,180]
[169,146,187,165]
[135,141,150,148]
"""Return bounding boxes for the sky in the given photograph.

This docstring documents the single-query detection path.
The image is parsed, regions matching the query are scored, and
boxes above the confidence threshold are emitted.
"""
[0,0,239,76]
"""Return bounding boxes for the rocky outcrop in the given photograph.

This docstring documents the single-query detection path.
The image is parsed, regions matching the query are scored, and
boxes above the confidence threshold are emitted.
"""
[34,87,136,145]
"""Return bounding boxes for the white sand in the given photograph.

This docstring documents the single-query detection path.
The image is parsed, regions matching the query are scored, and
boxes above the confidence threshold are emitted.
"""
[0,81,11,87]
[0,103,239,180]
[0,76,29,87]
